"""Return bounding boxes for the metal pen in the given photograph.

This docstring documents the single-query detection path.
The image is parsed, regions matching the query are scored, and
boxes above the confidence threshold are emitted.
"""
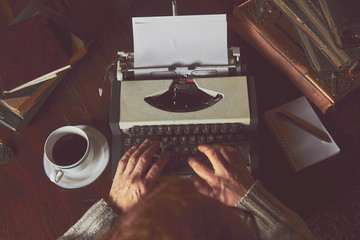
[276,111,331,143]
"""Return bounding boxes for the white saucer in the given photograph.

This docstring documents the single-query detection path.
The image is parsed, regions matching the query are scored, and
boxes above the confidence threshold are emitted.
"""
[43,125,109,189]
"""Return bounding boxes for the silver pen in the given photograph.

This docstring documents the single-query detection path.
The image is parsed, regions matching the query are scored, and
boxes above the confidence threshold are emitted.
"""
[276,111,331,143]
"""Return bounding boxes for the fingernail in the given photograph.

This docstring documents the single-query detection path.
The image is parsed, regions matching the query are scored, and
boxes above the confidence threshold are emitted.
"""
[197,144,207,150]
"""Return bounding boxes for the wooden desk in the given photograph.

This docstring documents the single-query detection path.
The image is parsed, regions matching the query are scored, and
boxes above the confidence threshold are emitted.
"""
[0,0,359,239]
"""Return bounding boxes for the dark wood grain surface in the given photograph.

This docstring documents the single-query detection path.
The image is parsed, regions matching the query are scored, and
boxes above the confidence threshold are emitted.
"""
[0,0,359,239]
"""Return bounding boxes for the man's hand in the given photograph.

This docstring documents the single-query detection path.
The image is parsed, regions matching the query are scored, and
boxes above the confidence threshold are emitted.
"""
[188,144,255,206]
[109,139,170,212]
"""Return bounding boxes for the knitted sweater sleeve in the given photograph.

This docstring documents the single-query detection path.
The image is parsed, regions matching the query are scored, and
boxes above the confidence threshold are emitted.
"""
[60,181,316,240]
[58,199,118,240]
[236,180,317,240]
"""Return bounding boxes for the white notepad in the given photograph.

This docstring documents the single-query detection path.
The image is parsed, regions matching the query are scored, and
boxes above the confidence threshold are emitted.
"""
[264,96,340,171]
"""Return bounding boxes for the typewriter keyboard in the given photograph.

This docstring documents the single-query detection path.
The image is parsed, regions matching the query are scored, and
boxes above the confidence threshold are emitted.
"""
[121,123,253,175]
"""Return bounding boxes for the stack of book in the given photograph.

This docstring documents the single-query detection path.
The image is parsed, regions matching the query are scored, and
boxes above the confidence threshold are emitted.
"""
[0,2,95,132]
[230,0,360,114]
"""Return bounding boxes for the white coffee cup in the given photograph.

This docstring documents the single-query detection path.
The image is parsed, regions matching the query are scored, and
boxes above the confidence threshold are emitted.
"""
[44,126,94,183]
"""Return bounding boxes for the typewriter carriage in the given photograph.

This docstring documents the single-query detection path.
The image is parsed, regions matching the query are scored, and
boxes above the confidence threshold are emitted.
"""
[116,47,246,113]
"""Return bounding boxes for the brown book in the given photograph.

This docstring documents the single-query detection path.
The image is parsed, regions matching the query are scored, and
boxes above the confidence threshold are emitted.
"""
[229,0,360,114]
[317,0,360,49]
[0,1,95,133]
[0,14,71,96]
[2,33,87,116]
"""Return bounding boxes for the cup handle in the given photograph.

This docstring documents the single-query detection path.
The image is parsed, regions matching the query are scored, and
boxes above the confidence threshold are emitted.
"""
[50,168,64,183]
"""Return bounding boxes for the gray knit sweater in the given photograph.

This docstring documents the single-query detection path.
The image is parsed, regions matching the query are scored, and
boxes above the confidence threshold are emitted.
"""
[59,181,316,240]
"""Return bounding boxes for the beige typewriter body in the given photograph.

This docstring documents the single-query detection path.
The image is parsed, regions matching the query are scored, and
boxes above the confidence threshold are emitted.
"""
[119,76,250,129]
[110,8,259,177]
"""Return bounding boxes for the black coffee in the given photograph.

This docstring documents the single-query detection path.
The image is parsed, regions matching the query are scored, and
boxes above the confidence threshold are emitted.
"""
[52,134,88,166]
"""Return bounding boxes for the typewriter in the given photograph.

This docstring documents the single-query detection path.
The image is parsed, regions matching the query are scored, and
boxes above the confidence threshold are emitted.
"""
[109,10,259,177]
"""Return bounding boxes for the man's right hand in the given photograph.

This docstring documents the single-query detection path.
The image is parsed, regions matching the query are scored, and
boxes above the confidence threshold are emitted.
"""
[188,144,255,206]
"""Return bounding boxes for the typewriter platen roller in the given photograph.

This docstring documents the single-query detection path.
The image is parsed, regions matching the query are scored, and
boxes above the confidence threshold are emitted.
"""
[116,47,245,81]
